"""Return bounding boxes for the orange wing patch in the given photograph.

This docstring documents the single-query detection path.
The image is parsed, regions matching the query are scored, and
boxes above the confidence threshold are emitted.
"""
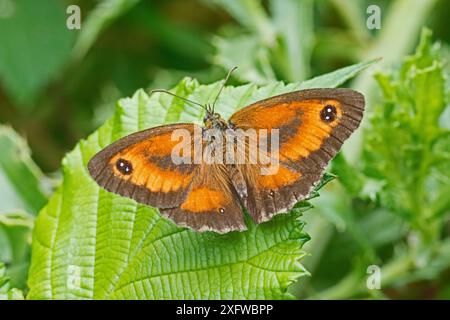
[159,164,247,233]
[114,131,179,158]
[280,99,342,161]
[257,165,301,189]
[180,187,227,213]
[245,103,297,129]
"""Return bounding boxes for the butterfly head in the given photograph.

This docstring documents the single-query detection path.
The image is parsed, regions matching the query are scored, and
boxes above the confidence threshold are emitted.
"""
[203,102,227,129]
[203,109,227,130]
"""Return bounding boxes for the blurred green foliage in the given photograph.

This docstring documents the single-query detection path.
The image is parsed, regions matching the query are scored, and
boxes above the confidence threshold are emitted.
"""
[0,126,49,213]
[0,0,449,299]
[0,262,25,299]
[0,211,33,293]
[366,30,449,234]
[0,0,74,106]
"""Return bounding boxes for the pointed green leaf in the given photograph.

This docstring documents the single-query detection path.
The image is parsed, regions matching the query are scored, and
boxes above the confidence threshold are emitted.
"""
[0,126,48,214]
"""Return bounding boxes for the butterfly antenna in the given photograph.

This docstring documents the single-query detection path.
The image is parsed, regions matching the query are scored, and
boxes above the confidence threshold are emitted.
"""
[212,66,237,113]
[150,89,207,112]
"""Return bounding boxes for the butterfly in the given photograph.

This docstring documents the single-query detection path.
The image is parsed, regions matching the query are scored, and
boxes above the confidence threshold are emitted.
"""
[88,68,365,234]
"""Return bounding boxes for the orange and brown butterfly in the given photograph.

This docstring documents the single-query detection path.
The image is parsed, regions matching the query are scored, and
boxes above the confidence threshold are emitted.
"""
[88,68,365,233]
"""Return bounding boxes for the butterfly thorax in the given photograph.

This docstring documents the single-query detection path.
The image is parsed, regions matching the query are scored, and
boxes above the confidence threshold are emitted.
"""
[203,112,229,131]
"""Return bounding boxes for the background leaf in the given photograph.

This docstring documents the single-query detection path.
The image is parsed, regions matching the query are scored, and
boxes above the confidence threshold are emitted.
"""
[71,0,142,61]
[0,262,25,300]
[0,0,75,106]
[270,0,314,82]
[0,211,34,292]
[0,126,48,214]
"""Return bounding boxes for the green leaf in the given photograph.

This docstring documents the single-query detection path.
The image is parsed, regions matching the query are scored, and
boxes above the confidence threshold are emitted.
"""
[0,262,25,300]
[209,0,276,45]
[295,58,381,90]
[211,0,314,83]
[0,0,75,106]
[27,61,373,299]
[0,126,48,214]
[212,33,276,85]
[329,0,370,45]
[0,211,33,228]
[331,154,365,197]
[0,211,34,292]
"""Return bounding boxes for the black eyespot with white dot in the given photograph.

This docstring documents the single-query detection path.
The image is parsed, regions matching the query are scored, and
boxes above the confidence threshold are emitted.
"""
[116,158,133,175]
[219,208,225,214]
[269,190,275,196]
[320,105,337,123]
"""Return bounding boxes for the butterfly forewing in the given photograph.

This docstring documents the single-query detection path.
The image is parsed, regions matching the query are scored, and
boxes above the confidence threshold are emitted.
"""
[88,123,199,208]
[230,88,365,222]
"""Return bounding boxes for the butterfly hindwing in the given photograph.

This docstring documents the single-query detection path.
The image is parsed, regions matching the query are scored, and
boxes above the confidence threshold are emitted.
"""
[160,164,246,233]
